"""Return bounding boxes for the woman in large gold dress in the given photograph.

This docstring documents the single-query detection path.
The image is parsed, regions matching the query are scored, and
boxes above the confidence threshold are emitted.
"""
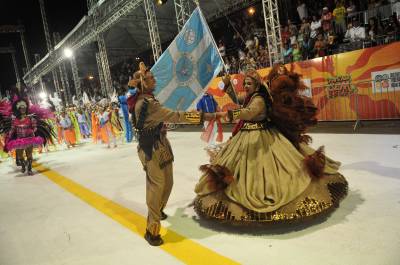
[194,65,348,225]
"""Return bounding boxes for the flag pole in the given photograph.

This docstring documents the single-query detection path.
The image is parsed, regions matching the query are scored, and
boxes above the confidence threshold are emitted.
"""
[197,7,239,104]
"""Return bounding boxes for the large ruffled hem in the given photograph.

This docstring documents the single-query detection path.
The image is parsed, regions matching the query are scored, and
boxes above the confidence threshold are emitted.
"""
[194,173,348,226]
[5,137,44,151]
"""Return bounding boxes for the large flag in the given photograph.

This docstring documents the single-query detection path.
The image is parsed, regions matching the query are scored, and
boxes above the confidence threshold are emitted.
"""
[151,7,223,111]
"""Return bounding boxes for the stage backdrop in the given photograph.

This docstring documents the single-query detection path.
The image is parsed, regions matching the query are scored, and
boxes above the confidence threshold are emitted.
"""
[205,42,400,121]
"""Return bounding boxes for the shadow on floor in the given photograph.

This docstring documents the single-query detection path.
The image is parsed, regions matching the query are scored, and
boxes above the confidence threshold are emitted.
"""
[342,161,400,180]
[166,189,364,240]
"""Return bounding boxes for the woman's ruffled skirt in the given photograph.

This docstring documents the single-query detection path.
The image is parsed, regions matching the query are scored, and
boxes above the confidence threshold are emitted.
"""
[194,128,348,226]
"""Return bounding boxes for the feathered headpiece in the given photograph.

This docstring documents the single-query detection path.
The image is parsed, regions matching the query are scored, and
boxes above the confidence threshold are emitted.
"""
[127,62,150,113]
[11,83,30,117]
[127,62,148,92]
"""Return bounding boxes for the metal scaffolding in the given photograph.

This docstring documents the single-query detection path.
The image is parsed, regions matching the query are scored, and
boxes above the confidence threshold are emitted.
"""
[24,0,144,85]
[54,32,71,105]
[70,55,81,98]
[97,34,113,97]
[262,0,283,66]
[87,0,96,10]
[143,0,162,62]
[39,0,52,51]
[60,61,71,104]
[95,52,107,97]
[18,26,31,70]
[11,51,21,84]
[39,0,62,99]
[174,0,191,32]
[23,0,260,87]
[34,54,43,96]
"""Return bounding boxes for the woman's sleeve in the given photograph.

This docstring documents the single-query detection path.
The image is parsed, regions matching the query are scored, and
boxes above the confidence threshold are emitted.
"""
[228,96,266,121]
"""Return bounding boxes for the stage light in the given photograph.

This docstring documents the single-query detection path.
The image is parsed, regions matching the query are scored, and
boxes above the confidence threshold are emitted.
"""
[88,75,94,80]
[39,92,47,99]
[64,48,73,58]
[248,7,256,16]
[156,0,168,5]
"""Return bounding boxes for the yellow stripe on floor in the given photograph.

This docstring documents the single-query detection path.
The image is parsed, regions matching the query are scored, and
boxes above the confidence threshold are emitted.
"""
[33,162,239,265]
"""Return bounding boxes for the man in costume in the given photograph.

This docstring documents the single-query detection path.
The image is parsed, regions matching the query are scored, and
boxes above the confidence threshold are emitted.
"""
[127,62,212,246]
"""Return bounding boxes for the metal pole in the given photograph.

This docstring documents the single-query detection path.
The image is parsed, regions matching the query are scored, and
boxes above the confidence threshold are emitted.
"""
[19,26,31,70]
[11,51,21,84]
[70,55,81,98]
[52,33,62,99]
[38,0,53,52]
[40,0,63,101]
[143,0,162,62]
[262,0,283,66]
[97,34,113,97]
[54,32,72,104]
[174,0,191,32]
[60,61,71,104]
[95,51,106,97]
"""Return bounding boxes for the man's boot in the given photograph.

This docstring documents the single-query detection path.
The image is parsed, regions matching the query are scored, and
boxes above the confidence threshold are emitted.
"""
[160,210,168,220]
[27,159,33,176]
[20,160,26,173]
[16,159,21,166]
[144,230,163,246]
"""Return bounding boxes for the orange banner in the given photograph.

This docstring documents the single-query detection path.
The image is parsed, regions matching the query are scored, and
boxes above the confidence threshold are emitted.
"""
[206,42,400,121]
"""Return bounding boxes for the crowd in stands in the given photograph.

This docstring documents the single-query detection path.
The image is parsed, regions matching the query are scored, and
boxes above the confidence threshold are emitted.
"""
[106,0,400,92]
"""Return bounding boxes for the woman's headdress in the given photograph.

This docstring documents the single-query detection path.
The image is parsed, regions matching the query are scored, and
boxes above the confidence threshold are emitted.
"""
[244,69,273,102]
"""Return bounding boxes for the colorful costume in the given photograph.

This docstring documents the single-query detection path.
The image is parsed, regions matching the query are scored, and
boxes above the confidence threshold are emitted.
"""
[98,110,116,147]
[194,67,348,226]
[0,90,54,175]
[68,110,81,143]
[128,63,203,246]
[59,114,76,147]
[77,112,90,138]
[118,92,134,142]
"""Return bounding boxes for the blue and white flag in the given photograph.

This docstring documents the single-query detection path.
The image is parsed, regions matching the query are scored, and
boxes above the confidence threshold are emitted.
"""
[151,7,223,111]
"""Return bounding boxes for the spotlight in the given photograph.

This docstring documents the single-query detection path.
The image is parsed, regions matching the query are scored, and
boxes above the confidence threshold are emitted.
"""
[39,92,47,99]
[156,0,168,5]
[88,75,94,80]
[64,48,73,58]
[247,7,256,16]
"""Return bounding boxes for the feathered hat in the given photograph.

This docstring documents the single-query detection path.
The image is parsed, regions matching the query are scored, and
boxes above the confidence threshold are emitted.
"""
[127,62,148,92]
[12,82,30,116]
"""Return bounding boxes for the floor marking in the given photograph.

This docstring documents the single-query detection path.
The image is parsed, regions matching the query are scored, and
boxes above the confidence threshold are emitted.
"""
[33,162,240,265]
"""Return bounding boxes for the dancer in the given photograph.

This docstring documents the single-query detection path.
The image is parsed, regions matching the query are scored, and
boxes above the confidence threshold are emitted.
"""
[98,106,117,148]
[0,85,54,175]
[77,109,91,139]
[118,86,135,142]
[194,65,348,226]
[59,111,77,148]
[128,62,210,246]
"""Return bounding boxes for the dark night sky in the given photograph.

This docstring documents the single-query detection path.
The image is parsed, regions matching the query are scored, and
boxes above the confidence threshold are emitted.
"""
[0,0,87,95]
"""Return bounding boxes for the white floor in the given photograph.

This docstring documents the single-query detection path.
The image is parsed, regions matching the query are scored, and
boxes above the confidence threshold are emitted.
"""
[1,132,400,265]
